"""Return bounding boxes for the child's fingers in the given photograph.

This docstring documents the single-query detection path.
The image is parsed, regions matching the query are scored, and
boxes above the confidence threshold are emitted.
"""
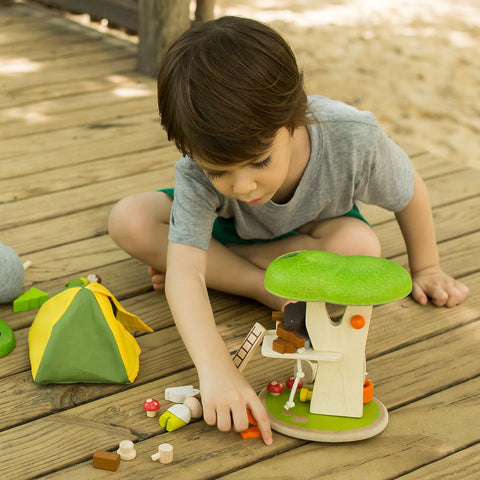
[231,407,249,433]
[216,405,236,433]
[411,282,428,306]
[202,402,217,427]
[249,403,273,445]
[413,279,469,308]
[444,282,470,308]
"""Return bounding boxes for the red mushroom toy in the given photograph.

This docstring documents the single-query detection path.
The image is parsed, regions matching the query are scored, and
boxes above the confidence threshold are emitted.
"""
[286,377,304,390]
[267,381,285,396]
[143,398,160,417]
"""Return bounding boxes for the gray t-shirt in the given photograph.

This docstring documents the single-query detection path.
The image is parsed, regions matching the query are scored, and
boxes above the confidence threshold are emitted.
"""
[169,96,414,250]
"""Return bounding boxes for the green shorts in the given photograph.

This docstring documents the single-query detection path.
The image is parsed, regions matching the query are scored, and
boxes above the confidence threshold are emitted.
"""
[159,187,369,246]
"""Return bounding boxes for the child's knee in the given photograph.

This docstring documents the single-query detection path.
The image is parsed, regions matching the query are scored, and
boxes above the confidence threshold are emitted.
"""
[108,196,144,246]
[308,217,381,257]
[109,192,172,252]
[326,221,381,257]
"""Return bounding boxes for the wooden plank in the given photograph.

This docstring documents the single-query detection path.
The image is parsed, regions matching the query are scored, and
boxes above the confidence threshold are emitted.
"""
[377,196,480,259]
[0,205,113,255]
[396,443,480,479]
[32,0,140,31]
[16,235,129,283]
[0,88,156,136]
[0,167,175,230]
[0,30,99,54]
[390,230,480,280]
[0,69,150,110]
[369,321,480,408]
[0,111,167,175]
[0,145,176,203]
[0,49,136,92]
[0,56,140,111]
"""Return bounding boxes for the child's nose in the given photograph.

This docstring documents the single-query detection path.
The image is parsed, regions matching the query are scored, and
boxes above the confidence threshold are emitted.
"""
[232,173,256,195]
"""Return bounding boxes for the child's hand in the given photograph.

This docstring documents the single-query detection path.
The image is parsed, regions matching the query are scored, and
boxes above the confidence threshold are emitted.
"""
[411,265,470,307]
[198,362,273,445]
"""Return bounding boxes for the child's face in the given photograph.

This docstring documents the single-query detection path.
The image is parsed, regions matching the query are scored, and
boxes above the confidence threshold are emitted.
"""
[198,128,293,206]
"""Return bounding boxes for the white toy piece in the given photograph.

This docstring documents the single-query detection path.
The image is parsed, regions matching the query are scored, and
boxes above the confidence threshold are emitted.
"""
[183,396,203,419]
[164,385,199,403]
[116,440,136,460]
[151,443,173,464]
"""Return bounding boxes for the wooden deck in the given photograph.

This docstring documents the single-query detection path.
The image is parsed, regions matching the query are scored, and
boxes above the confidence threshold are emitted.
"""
[1,3,479,479]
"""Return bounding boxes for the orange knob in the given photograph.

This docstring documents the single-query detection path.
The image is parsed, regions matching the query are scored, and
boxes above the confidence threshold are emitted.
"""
[350,315,365,329]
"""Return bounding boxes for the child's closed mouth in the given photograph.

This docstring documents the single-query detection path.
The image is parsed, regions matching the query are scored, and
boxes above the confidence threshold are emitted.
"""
[245,196,265,206]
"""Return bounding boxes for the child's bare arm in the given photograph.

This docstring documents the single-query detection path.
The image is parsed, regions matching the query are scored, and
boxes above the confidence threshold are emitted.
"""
[395,169,469,307]
[165,242,273,444]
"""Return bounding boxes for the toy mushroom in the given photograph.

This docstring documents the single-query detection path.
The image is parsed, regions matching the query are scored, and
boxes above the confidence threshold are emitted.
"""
[264,250,412,418]
[267,381,285,396]
[286,377,303,390]
[142,398,160,417]
[117,440,136,460]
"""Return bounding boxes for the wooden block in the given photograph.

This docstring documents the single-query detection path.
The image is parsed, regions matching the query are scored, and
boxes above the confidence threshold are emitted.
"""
[272,311,284,323]
[276,324,306,348]
[272,337,297,354]
[93,450,121,471]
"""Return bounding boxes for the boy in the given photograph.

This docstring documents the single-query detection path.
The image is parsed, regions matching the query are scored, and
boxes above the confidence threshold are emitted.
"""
[109,16,469,445]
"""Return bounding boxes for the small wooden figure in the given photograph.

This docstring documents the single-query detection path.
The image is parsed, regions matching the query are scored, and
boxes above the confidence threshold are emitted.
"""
[151,443,173,464]
[164,385,199,403]
[143,398,160,417]
[93,450,121,471]
[117,440,136,460]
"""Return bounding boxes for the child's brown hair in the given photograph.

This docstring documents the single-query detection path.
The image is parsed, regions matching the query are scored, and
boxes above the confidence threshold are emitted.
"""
[157,16,309,165]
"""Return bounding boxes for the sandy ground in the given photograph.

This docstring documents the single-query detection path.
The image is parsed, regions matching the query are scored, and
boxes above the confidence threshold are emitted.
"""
[215,0,480,170]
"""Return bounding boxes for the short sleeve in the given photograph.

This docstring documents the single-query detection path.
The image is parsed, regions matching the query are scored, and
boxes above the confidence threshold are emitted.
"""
[168,158,221,250]
[355,126,414,212]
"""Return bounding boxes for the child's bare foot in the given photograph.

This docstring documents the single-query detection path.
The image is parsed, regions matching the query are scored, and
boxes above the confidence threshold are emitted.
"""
[148,266,166,292]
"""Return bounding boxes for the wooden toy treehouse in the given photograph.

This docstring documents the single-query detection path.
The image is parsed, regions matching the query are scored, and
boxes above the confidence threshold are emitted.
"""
[260,250,412,442]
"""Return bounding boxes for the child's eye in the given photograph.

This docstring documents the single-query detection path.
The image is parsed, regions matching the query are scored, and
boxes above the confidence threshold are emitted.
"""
[206,171,223,180]
[252,157,272,169]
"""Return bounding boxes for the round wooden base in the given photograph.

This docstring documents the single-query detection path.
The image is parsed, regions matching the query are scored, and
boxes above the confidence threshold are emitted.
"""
[259,388,388,442]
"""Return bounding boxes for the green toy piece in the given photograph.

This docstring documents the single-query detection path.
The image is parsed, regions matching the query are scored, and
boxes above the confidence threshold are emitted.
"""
[13,287,50,312]
[265,250,412,305]
[0,318,16,358]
